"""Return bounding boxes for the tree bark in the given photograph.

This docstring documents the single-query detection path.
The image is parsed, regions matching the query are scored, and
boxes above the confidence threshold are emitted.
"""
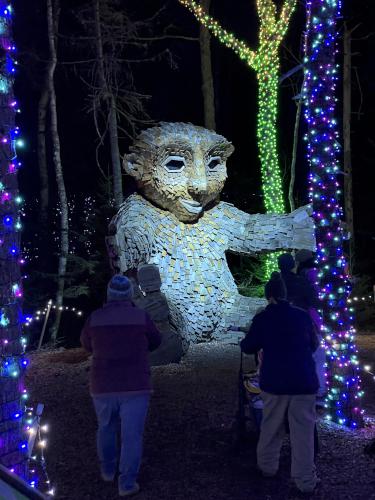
[288,93,303,212]
[37,85,50,238]
[93,0,106,89]
[199,0,216,130]
[109,95,123,207]
[343,24,354,271]
[46,0,69,344]
[93,0,123,208]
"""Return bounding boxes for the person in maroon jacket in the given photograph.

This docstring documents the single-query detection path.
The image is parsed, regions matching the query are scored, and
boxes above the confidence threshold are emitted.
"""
[81,275,161,497]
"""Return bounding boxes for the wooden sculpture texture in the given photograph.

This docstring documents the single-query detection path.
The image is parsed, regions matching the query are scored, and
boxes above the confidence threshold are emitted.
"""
[107,123,315,347]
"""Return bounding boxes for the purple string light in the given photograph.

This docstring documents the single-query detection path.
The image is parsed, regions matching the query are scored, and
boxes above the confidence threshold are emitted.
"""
[303,0,363,427]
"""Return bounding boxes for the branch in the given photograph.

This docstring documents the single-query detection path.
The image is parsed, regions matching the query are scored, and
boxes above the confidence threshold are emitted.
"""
[178,0,257,69]
[257,0,277,26]
[352,31,375,41]
[279,63,303,84]
[136,34,199,42]
[275,0,297,43]
[59,58,98,65]
[353,66,363,120]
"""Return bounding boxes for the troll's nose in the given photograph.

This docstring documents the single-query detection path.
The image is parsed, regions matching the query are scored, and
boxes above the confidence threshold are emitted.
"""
[188,177,208,197]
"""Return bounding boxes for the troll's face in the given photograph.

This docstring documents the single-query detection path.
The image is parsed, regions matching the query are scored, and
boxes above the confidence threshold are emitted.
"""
[124,123,234,222]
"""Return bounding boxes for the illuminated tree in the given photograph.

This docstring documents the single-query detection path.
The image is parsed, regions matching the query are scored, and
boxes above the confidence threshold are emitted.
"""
[0,1,29,477]
[303,0,363,427]
[179,0,297,275]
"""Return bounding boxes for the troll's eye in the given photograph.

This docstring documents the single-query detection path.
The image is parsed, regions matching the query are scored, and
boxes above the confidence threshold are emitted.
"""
[208,157,221,170]
[164,157,186,172]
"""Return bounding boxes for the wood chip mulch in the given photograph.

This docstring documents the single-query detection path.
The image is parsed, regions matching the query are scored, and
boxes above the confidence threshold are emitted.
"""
[25,336,375,500]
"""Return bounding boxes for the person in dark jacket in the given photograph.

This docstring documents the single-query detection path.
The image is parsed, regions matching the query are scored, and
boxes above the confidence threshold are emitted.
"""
[278,252,319,311]
[295,249,327,401]
[81,275,161,497]
[241,272,319,494]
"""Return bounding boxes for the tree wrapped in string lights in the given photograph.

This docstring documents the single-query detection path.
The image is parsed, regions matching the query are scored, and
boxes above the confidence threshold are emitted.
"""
[0,0,29,478]
[179,0,297,275]
[303,0,363,427]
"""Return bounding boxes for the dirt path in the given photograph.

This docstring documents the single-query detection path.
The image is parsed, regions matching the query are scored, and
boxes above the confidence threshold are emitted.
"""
[26,338,375,500]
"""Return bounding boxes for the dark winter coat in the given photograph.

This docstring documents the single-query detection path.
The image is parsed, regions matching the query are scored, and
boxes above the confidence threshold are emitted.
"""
[280,270,319,310]
[240,300,319,395]
[80,300,161,395]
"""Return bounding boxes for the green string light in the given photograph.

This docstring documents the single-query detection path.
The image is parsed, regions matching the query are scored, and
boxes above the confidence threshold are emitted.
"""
[179,0,297,277]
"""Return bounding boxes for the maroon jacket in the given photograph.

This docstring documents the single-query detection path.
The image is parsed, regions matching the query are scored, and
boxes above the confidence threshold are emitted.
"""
[80,300,161,395]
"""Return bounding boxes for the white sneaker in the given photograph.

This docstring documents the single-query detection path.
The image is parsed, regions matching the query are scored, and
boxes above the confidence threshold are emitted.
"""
[101,471,115,482]
[119,482,140,497]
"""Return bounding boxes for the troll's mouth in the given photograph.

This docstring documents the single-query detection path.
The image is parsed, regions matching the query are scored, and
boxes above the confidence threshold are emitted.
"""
[179,199,203,214]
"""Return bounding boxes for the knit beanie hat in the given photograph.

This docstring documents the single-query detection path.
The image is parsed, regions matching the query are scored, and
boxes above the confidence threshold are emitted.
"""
[107,275,133,301]
[277,252,295,272]
[295,249,314,263]
[265,272,287,301]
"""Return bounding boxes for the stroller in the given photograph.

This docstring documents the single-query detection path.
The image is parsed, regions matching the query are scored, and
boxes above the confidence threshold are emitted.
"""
[236,349,320,457]
[236,350,262,444]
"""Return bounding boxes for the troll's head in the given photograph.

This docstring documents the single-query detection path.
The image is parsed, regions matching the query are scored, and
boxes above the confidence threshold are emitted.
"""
[124,122,234,222]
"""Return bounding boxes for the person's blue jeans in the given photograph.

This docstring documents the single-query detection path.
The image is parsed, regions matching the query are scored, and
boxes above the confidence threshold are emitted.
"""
[92,393,150,490]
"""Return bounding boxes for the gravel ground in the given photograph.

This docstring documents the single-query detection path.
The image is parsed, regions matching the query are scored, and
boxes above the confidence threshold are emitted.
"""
[25,335,375,500]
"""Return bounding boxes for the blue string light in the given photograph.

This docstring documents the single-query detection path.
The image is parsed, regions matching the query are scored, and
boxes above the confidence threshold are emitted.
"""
[303,0,363,428]
[0,0,31,482]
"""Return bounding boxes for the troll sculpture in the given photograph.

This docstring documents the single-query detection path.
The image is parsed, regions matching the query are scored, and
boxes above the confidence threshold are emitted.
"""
[107,123,315,354]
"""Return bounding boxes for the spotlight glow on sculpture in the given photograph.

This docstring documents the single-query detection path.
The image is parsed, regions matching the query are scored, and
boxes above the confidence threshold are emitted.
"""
[179,0,297,276]
[303,0,363,427]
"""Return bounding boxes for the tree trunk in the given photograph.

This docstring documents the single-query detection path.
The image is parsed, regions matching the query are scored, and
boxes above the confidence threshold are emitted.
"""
[257,67,285,215]
[93,0,123,208]
[199,0,216,130]
[257,66,286,277]
[0,2,28,476]
[109,95,123,208]
[37,85,50,242]
[343,24,354,271]
[93,0,106,88]
[46,0,68,344]
[304,0,362,427]
[288,94,303,212]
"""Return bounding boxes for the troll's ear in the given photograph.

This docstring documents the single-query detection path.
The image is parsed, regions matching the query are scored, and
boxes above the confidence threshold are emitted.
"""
[222,141,235,161]
[123,153,144,181]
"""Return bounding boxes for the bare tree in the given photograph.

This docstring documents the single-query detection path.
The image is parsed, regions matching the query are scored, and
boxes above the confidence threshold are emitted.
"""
[288,93,302,212]
[93,0,123,208]
[72,0,155,208]
[199,0,216,130]
[280,61,305,213]
[46,0,69,343]
[37,86,50,230]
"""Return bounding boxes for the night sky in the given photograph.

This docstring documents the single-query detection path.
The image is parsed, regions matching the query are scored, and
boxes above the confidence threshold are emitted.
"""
[11,0,375,277]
